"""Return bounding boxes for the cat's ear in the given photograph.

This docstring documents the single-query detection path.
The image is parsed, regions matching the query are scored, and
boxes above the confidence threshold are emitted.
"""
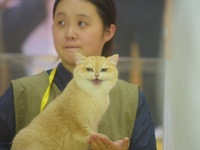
[107,54,119,65]
[74,53,86,64]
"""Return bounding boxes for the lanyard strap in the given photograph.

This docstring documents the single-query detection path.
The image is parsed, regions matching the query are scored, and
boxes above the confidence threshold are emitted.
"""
[40,68,57,112]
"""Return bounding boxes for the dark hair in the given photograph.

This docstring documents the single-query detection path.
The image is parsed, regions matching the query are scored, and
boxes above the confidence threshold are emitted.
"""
[53,0,116,57]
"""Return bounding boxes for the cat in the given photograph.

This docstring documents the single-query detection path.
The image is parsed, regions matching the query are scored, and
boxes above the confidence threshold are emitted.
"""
[11,52,119,150]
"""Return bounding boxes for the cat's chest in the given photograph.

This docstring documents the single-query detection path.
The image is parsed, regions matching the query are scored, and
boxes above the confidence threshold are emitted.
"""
[84,94,109,110]
[81,95,110,121]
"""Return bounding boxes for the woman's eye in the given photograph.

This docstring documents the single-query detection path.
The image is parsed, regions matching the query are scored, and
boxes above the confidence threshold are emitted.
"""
[58,21,65,26]
[78,21,87,27]
[86,68,93,72]
[100,68,108,72]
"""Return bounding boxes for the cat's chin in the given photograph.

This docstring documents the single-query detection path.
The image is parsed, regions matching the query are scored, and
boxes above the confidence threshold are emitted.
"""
[90,79,103,86]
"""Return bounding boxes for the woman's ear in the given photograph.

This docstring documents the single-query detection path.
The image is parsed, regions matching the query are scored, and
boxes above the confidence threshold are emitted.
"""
[104,24,116,42]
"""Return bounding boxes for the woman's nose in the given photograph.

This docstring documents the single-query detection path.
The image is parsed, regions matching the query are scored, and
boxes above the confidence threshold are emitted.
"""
[65,26,77,40]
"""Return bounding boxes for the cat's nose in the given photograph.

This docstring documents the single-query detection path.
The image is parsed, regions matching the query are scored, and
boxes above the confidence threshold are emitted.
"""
[95,74,99,78]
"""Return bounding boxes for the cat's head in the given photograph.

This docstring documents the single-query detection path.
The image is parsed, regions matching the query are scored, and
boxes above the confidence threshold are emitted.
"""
[73,53,119,93]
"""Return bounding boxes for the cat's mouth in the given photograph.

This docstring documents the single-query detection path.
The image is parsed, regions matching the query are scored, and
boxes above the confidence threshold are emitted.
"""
[91,79,103,85]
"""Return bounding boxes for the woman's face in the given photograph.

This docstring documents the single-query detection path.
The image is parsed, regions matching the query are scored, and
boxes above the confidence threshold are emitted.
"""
[53,0,116,71]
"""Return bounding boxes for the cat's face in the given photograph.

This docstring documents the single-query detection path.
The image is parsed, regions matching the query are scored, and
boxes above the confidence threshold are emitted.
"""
[73,53,119,93]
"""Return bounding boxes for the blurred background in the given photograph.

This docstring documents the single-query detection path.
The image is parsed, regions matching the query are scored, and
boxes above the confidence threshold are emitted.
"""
[1,0,200,150]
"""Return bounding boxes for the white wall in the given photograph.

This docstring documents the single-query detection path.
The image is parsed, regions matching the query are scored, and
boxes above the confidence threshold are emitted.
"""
[164,0,200,150]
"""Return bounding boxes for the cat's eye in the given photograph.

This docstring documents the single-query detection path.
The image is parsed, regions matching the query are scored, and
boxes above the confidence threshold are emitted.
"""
[100,68,108,72]
[86,68,93,72]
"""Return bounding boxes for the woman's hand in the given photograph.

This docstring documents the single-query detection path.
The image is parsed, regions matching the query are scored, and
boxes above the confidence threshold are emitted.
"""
[88,133,129,150]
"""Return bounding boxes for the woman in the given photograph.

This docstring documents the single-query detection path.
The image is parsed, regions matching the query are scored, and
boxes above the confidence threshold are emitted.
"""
[0,0,156,149]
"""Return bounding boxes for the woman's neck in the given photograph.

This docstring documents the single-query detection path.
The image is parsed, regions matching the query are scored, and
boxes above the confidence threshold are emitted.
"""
[61,62,75,73]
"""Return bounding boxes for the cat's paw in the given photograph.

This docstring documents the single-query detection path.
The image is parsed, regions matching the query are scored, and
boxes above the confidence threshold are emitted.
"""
[73,134,91,144]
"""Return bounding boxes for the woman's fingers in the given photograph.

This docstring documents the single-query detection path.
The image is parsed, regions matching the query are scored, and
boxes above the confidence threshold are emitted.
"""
[88,133,130,150]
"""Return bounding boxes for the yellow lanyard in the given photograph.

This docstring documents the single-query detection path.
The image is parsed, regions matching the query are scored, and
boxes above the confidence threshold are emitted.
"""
[40,68,57,112]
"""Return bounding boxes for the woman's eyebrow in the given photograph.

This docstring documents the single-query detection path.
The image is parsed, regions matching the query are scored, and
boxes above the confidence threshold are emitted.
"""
[54,12,90,19]
[76,13,90,19]
[55,12,65,17]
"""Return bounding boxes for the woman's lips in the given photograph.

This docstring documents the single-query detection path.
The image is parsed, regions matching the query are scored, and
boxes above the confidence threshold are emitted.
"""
[64,46,80,48]
[63,46,80,51]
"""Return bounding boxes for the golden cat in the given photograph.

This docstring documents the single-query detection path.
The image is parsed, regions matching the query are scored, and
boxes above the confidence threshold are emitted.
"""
[11,53,119,150]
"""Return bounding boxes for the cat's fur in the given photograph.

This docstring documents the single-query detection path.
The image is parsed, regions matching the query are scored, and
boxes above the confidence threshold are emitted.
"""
[11,53,119,150]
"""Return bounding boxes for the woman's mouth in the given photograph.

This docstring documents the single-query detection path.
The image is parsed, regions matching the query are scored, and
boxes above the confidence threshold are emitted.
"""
[63,46,80,52]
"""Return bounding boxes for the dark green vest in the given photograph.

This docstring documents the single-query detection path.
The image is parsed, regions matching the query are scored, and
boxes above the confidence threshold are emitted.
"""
[12,71,138,141]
